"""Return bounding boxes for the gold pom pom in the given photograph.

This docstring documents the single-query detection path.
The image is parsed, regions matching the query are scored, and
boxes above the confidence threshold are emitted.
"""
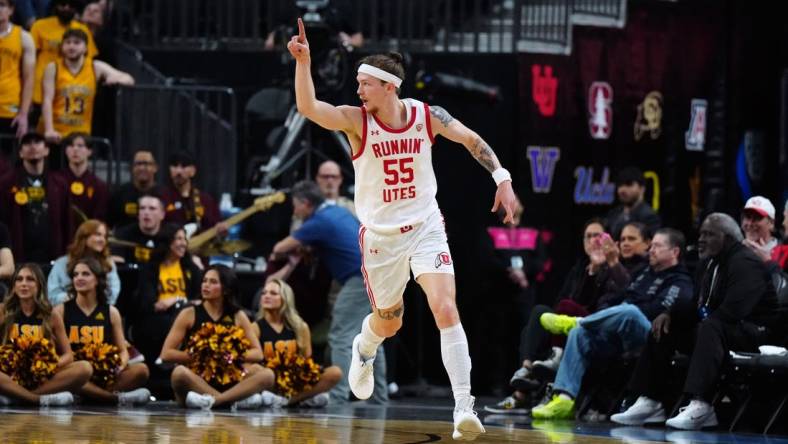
[4,337,59,389]
[74,342,122,389]
[186,323,250,387]
[264,350,321,398]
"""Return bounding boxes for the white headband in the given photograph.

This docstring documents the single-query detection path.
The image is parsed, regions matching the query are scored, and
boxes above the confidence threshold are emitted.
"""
[358,63,402,88]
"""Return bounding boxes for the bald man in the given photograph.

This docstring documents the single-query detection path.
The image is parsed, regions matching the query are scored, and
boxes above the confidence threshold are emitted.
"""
[315,160,356,217]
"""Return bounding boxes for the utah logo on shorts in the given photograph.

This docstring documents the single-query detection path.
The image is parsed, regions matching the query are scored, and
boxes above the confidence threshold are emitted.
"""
[434,252,452,268]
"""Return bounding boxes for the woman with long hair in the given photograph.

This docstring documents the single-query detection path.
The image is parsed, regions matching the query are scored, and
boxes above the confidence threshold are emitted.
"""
[0,264,92,406]
[253,278,341,407]
[48,219,121,306]
[53,257,151,405]
[160,265,274,409]
[132,223,202,366]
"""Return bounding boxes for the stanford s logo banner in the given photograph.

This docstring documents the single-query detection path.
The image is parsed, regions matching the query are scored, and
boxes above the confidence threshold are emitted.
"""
[588,82,613,140]
[532,65,558,117]
[685,99,707,151]
[526,146,560,193]
[434,252,452,268]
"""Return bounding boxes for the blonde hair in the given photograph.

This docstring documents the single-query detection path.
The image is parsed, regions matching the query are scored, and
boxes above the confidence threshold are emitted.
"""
[257,279,310,355]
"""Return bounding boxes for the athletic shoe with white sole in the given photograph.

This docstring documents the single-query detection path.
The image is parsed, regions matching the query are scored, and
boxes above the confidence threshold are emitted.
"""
[39,392,74,407]
[261,390,289,408]
[665,399,718,430]
[232,393,262,410]
[185,391,215,410]
[117,388,152,406]
[348,334,375,400]
[452,396,485,441]
[611,396,666,426]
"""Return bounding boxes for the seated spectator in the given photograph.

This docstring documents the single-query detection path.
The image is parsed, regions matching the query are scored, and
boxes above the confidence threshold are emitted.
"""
[605,167,660,240]
[51,132,109,238]
[773,199,788,271]
[0,263,92,406]
[0,132,69,263]
[53,257,150,405]
[740,195,779,262]
[160,151,222,235]
[611,213,781,430]
[0,221,14,298]
[108,149,159,229]
[485,220,651,414]
[252,278,341,407]
[47,219,120,306]
[131,223,201,367]
[531,228,693,420]
[160,265,274,409]
[0,0,35,139]
[112,194,166,264]
[41,28,134,143]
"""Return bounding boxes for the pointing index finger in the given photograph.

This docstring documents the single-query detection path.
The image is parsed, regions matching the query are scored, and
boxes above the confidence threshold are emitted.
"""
[297,17,306,42]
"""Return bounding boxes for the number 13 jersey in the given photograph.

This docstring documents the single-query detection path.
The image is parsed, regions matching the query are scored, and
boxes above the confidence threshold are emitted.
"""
[352,98,439,234]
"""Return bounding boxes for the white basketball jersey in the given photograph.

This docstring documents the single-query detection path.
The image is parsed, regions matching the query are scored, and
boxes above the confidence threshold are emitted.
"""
[352,98,440,233]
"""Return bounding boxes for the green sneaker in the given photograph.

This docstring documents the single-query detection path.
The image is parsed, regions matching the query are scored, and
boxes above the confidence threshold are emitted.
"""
[532,395,575,420]
[539,313,579,335]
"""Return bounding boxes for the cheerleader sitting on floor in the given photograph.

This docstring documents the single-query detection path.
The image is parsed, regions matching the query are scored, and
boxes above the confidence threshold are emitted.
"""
[254,279,341,407]
[0,264,92,406]
[160,265,274,409]
[53,257,151,405]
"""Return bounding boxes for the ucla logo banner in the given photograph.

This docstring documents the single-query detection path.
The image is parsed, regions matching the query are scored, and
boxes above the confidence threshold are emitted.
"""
[574,166,615,205]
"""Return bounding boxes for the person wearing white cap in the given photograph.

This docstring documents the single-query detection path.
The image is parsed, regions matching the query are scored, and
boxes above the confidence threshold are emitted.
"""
[740,195,778,263]
[286,17,518,440]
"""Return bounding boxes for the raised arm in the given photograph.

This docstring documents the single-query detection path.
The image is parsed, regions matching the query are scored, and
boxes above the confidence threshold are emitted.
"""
[429,105,518,223]
[287,18,358,132]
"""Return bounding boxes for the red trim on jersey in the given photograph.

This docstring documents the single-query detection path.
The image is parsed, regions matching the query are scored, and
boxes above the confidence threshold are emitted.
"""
[371,105,417,134]
[424,102,436,144]
[353,107,368,160]
[358,226,376,308]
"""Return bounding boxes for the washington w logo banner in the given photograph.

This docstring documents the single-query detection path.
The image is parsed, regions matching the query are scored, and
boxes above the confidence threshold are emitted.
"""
[526,146,561,193]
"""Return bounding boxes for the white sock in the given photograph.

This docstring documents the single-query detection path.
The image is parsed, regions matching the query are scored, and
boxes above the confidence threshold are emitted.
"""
[440,323,472,403]
[358,314,384,359]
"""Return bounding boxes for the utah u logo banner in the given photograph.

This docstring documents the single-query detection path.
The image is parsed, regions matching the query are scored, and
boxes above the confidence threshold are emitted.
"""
[532,65,558,117]
[526,146,561,193]
[588,82,613,139]
[685,99,707,151]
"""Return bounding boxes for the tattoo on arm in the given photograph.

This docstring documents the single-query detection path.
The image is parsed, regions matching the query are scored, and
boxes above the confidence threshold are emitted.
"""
[430,106,454,128]
[470,137,500,173]
[377,305,404,320]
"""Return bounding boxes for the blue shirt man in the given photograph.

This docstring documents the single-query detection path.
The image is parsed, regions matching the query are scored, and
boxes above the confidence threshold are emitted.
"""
[271,180,387,404]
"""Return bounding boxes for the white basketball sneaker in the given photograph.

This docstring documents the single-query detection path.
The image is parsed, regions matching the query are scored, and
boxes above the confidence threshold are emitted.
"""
[348,334,375,400]
[452,396,485,441]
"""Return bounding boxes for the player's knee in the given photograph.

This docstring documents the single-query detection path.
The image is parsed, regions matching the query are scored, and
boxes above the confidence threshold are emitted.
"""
[431,298,459,325]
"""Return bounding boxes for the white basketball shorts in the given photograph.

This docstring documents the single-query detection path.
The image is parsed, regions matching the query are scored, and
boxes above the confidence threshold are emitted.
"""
[358,210,454,310]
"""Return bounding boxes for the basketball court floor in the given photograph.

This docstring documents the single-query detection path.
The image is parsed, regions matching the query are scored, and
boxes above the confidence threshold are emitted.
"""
[1,397,786,443]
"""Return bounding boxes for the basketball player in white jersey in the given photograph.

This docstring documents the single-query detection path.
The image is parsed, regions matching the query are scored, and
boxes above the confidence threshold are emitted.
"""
[288,19,517,440]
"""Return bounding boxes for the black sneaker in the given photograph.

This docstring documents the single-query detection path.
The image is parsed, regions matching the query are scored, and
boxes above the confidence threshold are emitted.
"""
[509,367,541,391]
[484,395,530,414]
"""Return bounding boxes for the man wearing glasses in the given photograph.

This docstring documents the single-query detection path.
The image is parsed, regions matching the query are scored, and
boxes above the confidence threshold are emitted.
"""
[315,160,355,217]
[108,149,159,229]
